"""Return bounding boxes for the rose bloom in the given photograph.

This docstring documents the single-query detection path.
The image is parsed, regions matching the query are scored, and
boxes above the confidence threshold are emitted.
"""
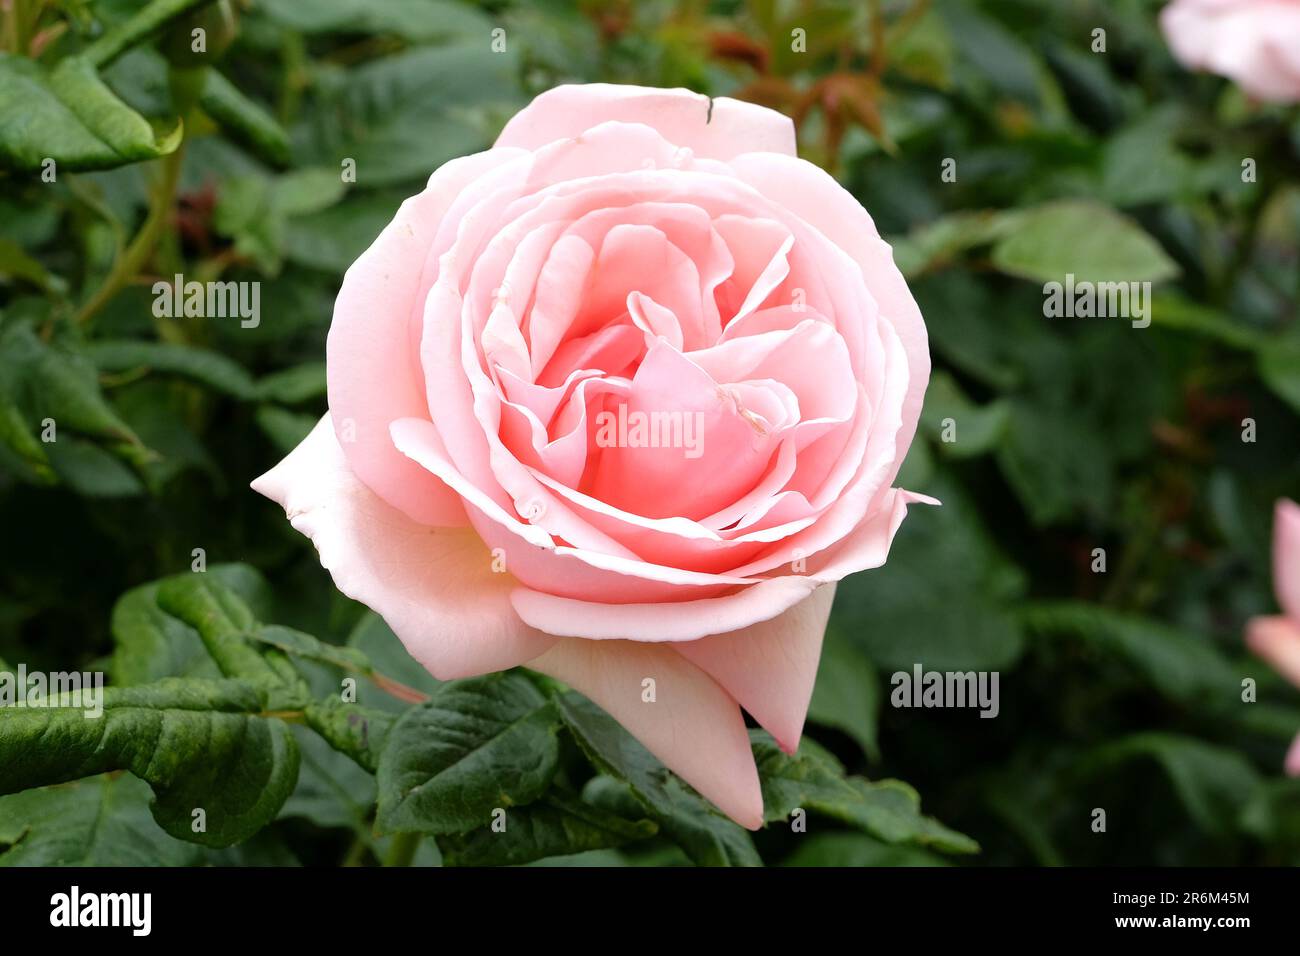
[1160,0,1300,102]
[254,84,931,827]
[1246,500,1300,777]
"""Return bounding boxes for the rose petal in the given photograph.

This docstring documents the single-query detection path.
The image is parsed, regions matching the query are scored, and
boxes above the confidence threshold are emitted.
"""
[251,415,555,678]
[1274,498,1300,620]
[327,149,523,526]
[1246,614,1300,690]
[496,83,796,161]
[510,574,816,642]
[676,584,835,753]
[727,152,930,471]
[525,637,764,829]
[1287,733,1300,778]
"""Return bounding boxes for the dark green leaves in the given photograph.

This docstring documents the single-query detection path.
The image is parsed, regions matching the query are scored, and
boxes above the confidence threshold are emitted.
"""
[751,733,978,854]
[376,674,561,835]
[199,70,291,167]
[0,775,205,866]
[807,625,882,760]
[1077,734,1264,839]
[438,793,657,867]
[890,201,1179,286]
[0,318,151,487]
[0,678,299,847]
[300,40,519,188]
[110,562,266,685]
[835,475,1026,673]
[0,55,181,172]
[990,201,1180,286]
[3,561,975,866]
[82,0,222,70]
[556,692,761,866]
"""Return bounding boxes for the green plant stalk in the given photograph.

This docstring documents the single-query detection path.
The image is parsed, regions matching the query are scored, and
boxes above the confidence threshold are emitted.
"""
[73,140,185,326]
[9,0,36,55]
[73,64,210,329]
[383,832,421,867]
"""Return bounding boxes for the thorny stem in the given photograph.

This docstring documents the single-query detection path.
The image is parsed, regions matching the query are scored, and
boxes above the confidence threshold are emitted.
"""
[74,139,186,327]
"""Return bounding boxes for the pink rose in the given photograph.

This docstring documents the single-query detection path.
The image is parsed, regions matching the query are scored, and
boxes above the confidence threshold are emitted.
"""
[253,84,931,827]
[1246,499,1300,776]
[1160,0,1300,102]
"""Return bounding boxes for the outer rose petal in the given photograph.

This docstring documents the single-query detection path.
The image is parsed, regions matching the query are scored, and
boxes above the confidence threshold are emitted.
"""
[1273,498,1300,620]
[506,488,927,640]
[1287,733,1300,778]
[676,584,836,754]
[1160,0,1300,103]
[251,416,555,678]
[327,148,524,527]
[1245,615,1300,690]
[525,638,764,829]
[510,576,816,642]
[495,83,797,161]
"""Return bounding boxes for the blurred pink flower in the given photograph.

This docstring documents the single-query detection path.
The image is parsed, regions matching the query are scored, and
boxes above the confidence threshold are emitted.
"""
[1246,499,1300,775]
[1160,0,1300,102]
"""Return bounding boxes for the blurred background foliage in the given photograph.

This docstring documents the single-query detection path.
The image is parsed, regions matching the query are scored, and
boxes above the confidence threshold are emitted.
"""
[1,0,1298,866]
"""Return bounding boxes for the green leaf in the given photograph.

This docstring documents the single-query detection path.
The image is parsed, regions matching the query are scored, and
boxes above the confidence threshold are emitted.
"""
[0,55,181,172]
[111,563,270,685]
[255,0,492,41]
[751,732,978,854]
[1019,603,1242,708]
[255,362,327,404]
[155,573,307,704]
[0,320,154,486]
[213,169,348,273]
[783,833,950,867]
[555,692,761,866]
[251,624,371,674]
[438,792,657,867]
[807,624,881,760]
[889,209,1019,279]
[88,340,258,399]
[303,697,394,774]
[279,725,377,831]
[283,192,402,274]
[1257,339,1300,416]
[199,70,291,167]
[0,678,300,847]
[1100,108,1197,207]
[1240,778,1300,861]
[375,673,561,835]
[1149,295,1267,350]
[254,405,317,454]
[309,41,519,189]
[834,473,1026,672]
[82,0,220,69]
[919,370,1011,459]
[44,438,145,496]
[0,238,55,291]
[990,201,1179,285]
[346,612,441,712]
[0,399,55,482]
[0,775,203,866]
[1077,733,1263,838]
